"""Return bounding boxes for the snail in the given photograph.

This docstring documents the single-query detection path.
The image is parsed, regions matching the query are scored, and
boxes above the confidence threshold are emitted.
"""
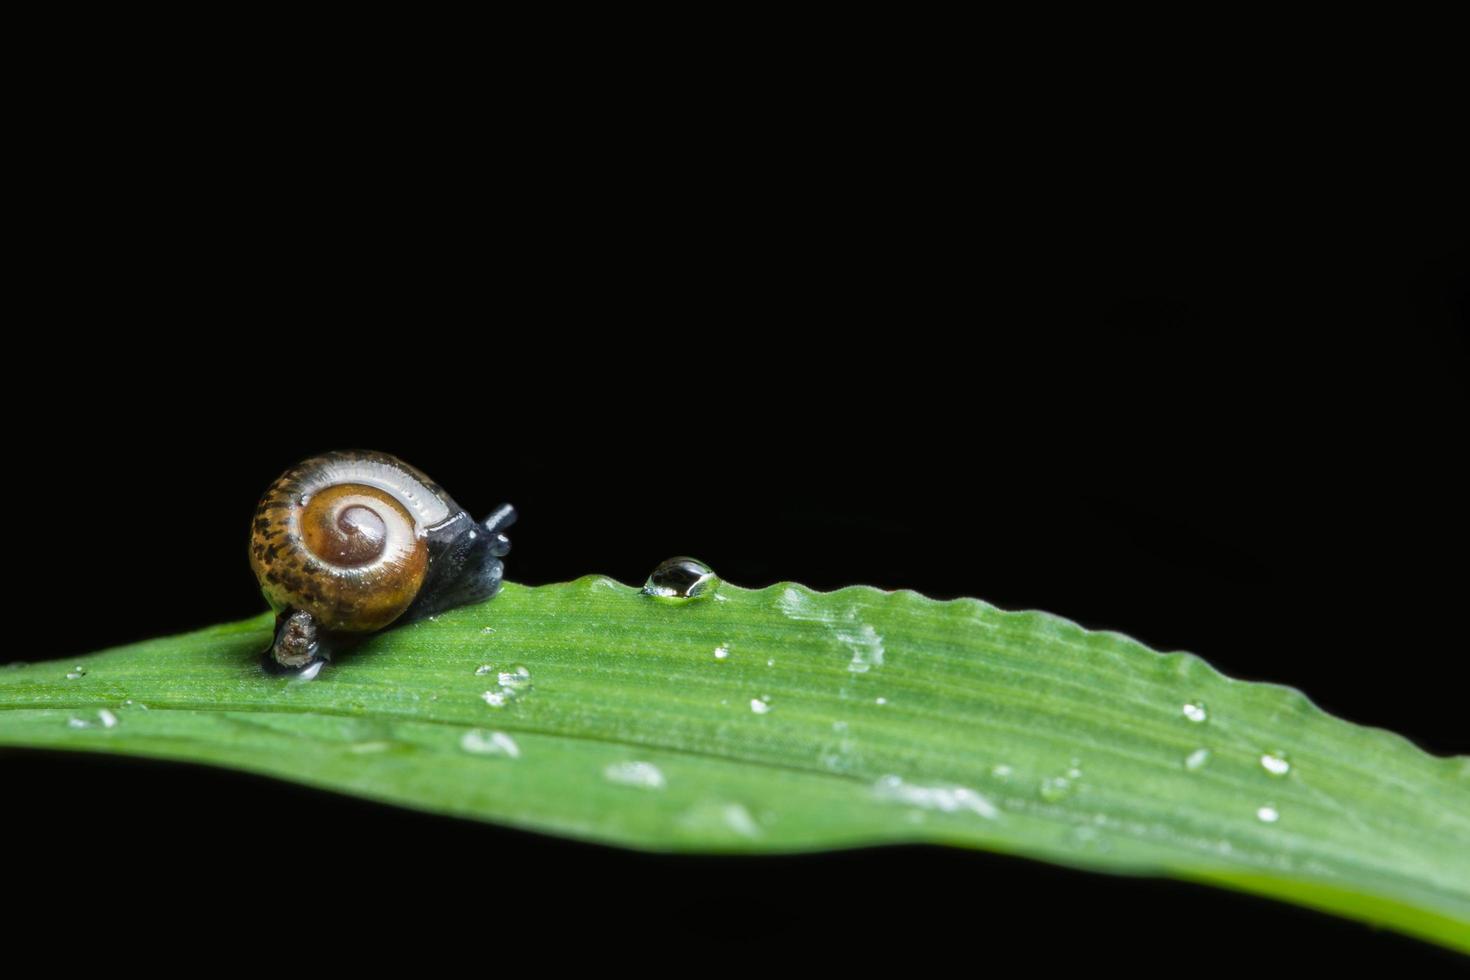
[249,450,515,671]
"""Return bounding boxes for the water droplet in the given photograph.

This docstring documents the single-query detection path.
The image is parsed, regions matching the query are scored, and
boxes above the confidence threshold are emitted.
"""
[1182,701,1208,723]
[1039,776,1073,802]
[479,665,532,707]
[720,803,760,837]
[67,717,91,729]
[1260,752,1291,777]
[832,720,849,733]
[1071,826,1106,849]
[1256,804,1280,823]
[349,741,392,754]
[991,764,1013,779]
[713,645,730,660]
[766,658,775,667]
[293,660,325,681]
[460,729,520,758]
[749,697,772,715]
[65,666,87,680]
[874,697,887,706]
[603,761,666,789]
[498,666,532,689]
[873,775,999,819]
[97,709,118,729]
[839,623,885,673]
[642,556,719,599]
[1184,748,1211,771]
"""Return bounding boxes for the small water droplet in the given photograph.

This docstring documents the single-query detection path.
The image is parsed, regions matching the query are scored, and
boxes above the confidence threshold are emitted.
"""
[719,803,760,837]
[480,626,496,635]
[1039,776,1073,802]
[1071,825,1105,848]
[498,666,532,689]
[750,697,772,715]
[603,761,666,789]
[475,664,495,675]
[991,764,1013,779]
[766,658,775,667]
[714,645,730,660]
[832,720,849,733]
[460,729,520,758]
[874,697,887,706]
[481,690,508,708]
[1260,752,1291,777]
[1184,748,1211,771]
[97,709,118,729]
[65,666,87,680]
[1256,804,1280,823]
[873,775,998,819]
[1182,701,1208,723]
[642,557,719,599]
[67,716,91,729]
[292,660,327,681]
[349,741,392,754]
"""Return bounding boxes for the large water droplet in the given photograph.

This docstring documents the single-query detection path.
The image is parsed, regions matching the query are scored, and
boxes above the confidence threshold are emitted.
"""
[642,557,719,599]
[603,760,667,789]
[1260,752,1291,777]
[460,729,520,758]
[1182,701,1208,723]
[1184,748,1211,771]
[1256,804,1280,823]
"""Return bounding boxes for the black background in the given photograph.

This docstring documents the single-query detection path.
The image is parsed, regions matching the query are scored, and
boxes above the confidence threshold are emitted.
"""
[3,60,1466,968]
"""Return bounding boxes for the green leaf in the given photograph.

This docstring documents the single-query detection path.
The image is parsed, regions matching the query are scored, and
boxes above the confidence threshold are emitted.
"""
[2,577,1466,951]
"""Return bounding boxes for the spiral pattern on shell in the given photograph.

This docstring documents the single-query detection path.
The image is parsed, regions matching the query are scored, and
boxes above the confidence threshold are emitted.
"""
[249,451,443,633]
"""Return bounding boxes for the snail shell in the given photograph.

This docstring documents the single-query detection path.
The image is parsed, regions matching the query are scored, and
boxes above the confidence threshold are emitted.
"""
[250,450,513,668]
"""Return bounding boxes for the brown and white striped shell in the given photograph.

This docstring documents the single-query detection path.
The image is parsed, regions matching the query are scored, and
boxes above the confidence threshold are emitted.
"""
[249,450,458,633]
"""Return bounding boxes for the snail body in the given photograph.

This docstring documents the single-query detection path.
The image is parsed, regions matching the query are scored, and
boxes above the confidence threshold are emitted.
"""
[250,450,514,670]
